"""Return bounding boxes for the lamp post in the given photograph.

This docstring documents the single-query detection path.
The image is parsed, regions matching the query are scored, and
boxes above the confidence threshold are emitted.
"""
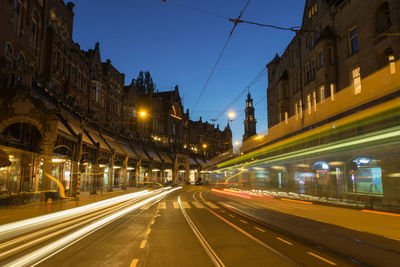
[228,111,236,123]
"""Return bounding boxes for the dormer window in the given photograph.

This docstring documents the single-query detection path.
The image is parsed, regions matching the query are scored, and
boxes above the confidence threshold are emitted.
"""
[308,2,318,19]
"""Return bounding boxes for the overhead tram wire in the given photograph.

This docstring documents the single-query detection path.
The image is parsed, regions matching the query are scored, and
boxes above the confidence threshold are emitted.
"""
[161,0,229,20]
[214,67,267,120]
[191,0,251,114]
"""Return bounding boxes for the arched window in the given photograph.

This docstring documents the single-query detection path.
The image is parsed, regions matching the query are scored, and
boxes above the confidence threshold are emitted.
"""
[16,52,25,65]
[379,47,396,74]
[5,43,13,57]
[376,2,391,34]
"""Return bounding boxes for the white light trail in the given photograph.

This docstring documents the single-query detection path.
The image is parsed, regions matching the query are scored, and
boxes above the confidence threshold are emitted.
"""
[0,190,154,241]
[5,187,181,267]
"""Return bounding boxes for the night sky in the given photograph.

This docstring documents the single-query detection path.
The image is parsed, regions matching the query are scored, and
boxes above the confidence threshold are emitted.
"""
[71,0,305,144]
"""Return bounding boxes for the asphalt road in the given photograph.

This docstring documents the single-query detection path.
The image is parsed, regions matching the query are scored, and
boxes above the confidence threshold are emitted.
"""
[35,186,360,267]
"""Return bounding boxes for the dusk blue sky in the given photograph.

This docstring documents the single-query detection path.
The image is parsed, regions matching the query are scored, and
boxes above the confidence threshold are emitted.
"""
[71,0,305,143]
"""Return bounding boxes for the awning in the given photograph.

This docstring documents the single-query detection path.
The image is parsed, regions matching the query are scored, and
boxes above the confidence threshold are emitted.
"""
[146,149,162,163]
[86,130,109,151]
[196,158,206,165]
[159,152,173,164]
[68,122,93,145]
[189,158,199,166]
[0,148,11,167]
[118,141,138,159]
[132,146,150,161]
[57,121,72,136]
[102,136,125,155]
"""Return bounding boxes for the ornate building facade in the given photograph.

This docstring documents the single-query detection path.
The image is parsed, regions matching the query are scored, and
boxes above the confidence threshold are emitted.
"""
[267,0,400,128]
[0,0,232,199]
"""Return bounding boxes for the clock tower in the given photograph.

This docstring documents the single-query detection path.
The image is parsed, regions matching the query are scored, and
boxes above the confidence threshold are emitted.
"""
[243,92,257,141]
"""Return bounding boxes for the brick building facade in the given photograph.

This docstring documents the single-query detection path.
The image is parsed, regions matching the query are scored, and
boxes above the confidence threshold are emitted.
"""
[0,0,232,198]
[267,0,400,127]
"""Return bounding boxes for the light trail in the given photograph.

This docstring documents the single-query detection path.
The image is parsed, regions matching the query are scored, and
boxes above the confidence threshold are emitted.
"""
[4,187,182,267]
[0,189,153,242]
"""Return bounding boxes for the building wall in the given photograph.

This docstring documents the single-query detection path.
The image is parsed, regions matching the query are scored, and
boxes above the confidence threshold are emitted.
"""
[267,0,400,128]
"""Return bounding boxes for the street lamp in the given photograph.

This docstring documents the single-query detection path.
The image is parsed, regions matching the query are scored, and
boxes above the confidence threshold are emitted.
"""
[139,110,147,118]
[228,111,236,121]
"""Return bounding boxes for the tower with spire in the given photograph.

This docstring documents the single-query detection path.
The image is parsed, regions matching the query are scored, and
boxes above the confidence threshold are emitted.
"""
[243,92,257,141]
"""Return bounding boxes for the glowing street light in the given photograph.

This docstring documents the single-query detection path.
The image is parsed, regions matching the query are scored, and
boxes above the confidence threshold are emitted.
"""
[234,141,240,146]
[139,110,147,118]
[228,111,236,120]
[202,144,207,149]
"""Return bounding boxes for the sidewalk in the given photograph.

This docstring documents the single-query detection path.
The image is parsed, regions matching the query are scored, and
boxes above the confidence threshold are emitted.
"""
[0,187,147,225]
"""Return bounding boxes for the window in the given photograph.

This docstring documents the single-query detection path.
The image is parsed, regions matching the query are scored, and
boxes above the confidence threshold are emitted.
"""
[352,67,361,94]
[310,34,315,49]
[376,2,391,34]
[330,83,335,101]
[6,43,13,57]
[295,103,298,120]
[389,55,396,74]
[349,28,359,55]
[96,84,101,103]
[307,94,311,114]
[299,100,303,118]
[318,51,324,68]
[313,90,317,112]
[328,47,334,64]
[30,20,37,48]
[305,64,311,84]
[311,60,316,80]
[319,85,325,102]
[379,47,396,74]
[13,0,22,34]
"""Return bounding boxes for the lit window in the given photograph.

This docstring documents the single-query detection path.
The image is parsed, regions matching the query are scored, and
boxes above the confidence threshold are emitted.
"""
[330,83,335,101]
[295,103,298,120]
[299,100,303,118]
[284,112,288,124]
[389,55,396,74]
[349,28,359,55]
[313,90,317,112]
[307,94,311,114]
[352,67,361,94]
[319,85,325,102]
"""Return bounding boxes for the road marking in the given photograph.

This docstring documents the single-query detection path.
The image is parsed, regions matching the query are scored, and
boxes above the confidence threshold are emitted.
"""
[200,191,206,202]
[204,201,219,209]
[192,202,205,208]
[173,202,180,209]
[228,214,235,218]
[130,259,139,267]
[150,219,155,225]
[254,227,266,232]
[146,228,151,235]
[308,252,336,265]
[140,239,147,248]
[361,209,400,217]
[158,202,166,209]
[276,237,293,246]
[181,201,191,209]
[240,219,247,224]
[281,198,312,204]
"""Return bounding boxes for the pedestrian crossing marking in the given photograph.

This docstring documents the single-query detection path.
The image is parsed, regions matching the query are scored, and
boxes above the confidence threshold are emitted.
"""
[173,202,180,209]
[204,201,219,209]
[181,201,191,209]
[192,202,205,208]
[158,202,166,209]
